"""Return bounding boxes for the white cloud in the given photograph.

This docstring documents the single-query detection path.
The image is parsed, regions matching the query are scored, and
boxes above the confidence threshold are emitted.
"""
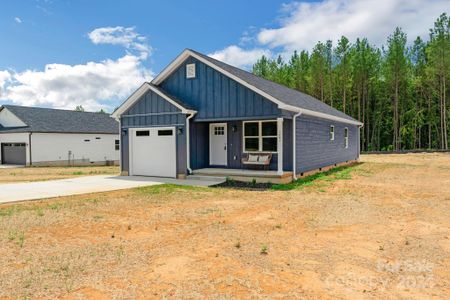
[209,46,272,69]
[0,70,11,97]
[14,17,22,24]
[0,27,153,111]
[88,26,151,59]
[257,0,448,52]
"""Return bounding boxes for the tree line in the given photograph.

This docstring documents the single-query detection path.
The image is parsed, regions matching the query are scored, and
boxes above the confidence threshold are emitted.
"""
[252,13,449,151]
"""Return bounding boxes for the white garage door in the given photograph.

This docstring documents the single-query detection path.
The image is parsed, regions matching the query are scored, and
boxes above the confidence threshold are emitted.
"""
[130,127,176,178]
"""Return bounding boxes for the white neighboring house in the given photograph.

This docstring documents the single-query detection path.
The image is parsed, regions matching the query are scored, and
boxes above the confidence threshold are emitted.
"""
[0,105,120,166]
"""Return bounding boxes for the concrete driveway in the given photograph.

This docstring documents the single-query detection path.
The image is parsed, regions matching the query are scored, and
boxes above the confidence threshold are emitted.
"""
[0,175,223,204]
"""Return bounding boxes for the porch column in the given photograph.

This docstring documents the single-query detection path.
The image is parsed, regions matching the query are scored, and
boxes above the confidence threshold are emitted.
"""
[277,117,283,175]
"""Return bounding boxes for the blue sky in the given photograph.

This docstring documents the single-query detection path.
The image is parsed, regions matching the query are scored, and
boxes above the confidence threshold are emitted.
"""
[0,0,285,72]
[0,0,447,111]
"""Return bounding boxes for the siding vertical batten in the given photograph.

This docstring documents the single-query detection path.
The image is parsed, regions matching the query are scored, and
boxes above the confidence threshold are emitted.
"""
[292,111,302,180]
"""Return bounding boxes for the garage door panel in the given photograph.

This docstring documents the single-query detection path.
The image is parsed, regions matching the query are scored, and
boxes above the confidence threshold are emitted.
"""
[130,127,176,178]
[1,143,26,165]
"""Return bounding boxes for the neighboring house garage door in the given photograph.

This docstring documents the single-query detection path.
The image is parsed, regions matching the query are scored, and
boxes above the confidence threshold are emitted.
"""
[129,127,176,178]
[1,143,26,165]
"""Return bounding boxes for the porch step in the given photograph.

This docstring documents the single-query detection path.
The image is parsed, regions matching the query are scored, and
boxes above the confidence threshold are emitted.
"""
[187,175,226,182]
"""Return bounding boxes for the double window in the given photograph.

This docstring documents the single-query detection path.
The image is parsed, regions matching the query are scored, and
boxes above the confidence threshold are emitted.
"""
[243,121,278,152]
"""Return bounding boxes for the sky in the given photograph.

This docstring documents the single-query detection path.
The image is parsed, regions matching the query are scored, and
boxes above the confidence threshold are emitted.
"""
[0,0,448,112]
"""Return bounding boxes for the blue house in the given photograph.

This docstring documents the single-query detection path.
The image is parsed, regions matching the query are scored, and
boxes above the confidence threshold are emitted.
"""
[112,49,363,183]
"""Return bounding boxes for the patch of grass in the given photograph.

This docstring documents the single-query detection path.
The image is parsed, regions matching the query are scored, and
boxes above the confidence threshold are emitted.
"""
[71,171,84,175]
[137,184,207,195]
[274,224,282,229]
[234,241,241,249]
[260,244,269,255]
[272,164,359,191]
[17,232,25,248]
[36,208,44,217]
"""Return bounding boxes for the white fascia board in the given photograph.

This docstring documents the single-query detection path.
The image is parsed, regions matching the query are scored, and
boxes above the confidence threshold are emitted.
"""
[152,49,363,127]
[298,108,364,126]
[111,82,196,119]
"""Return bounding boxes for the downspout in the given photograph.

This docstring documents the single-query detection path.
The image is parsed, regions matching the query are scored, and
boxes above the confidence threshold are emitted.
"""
[292,111,302,181]
[186,112,196,174]
[28,132,32,166]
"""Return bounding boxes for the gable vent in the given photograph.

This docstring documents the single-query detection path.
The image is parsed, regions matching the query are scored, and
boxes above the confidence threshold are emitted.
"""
[186,63,196,79]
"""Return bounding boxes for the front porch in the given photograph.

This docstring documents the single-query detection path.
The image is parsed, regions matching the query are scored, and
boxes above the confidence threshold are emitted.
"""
[192,168,293,184]
[188,118,293,179]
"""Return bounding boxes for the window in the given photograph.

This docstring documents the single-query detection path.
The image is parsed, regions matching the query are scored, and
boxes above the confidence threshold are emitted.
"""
[330,125,335,141]
[158,129,173,136]
[344,127,349,149]
[186,63,196,79]
[84,139,90,142]
[115,140,120,151]
[243,121,278,152]
[95,137,101,140]
[136,130,150,137]
[214,126,225,136]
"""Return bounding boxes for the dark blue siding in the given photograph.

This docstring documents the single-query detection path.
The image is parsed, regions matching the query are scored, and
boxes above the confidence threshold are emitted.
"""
[295,115,359,174]
[190,119,293,172]
[160,57,282,121]
[120,89,187,175]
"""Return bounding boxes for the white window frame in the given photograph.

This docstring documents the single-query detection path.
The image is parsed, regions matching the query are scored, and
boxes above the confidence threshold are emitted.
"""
[344,127,349,149]
[242,120,278,153]
[330,125,335,141]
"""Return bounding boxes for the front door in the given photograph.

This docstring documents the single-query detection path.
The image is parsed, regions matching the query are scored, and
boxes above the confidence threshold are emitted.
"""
[209,123,227,166]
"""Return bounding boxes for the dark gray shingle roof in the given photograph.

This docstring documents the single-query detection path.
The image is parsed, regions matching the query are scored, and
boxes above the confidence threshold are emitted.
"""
[189,49,358,123]
[0,105,119,134]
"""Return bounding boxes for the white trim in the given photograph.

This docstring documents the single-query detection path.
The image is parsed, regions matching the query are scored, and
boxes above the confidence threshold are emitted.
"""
[292,112,302,180]
[111,82,196,119]
[186,112,196,174]
[209,123,228,166]
[151,49,363,127]
[277,117,283,175]
[330,125,335,141]
[242,120,278,153]
[119,119,122,171]
[344,127,349,149]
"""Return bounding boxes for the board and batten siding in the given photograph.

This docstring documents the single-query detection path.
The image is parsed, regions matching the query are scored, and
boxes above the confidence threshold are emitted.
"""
[295,115,359,174]
[190,120,293,171]
[120,89,187,175]
[160,57,284,121]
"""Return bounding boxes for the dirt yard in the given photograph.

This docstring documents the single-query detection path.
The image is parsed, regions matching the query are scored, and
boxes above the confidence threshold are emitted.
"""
[0,165,119,184]
[0,153,449,299]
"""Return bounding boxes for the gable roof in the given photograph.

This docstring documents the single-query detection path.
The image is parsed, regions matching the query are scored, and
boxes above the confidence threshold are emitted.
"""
[0,105,119,134]
[152,49,362,126]
[111,82,197,119]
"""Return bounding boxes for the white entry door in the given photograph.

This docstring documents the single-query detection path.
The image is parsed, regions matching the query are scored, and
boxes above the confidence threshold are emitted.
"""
[130,127,176,178]
[209,123,227,166]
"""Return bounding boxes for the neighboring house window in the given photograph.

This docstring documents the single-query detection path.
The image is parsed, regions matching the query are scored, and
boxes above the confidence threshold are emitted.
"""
[330,125,335,141]
[243,121,278,152]
[344,127,349,148]
[115,139,120,151]
[186,63,196,79]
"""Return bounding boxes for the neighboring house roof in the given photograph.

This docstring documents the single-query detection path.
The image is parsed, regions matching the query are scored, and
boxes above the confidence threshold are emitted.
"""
[151,49,362,126]
[0,105,119,134]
